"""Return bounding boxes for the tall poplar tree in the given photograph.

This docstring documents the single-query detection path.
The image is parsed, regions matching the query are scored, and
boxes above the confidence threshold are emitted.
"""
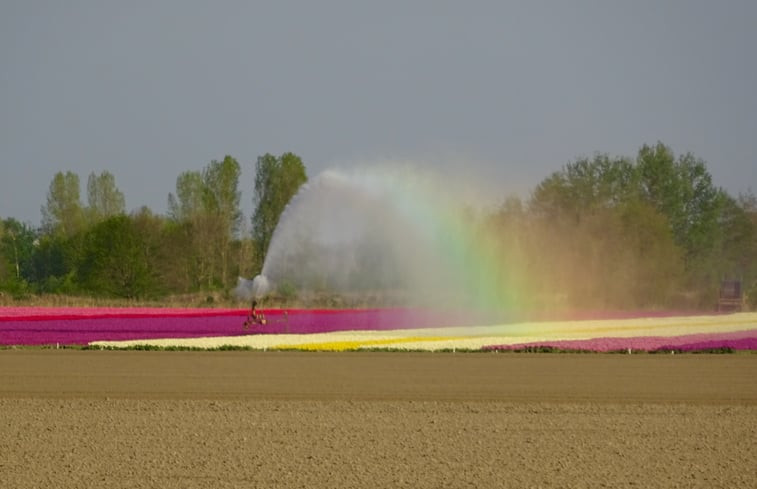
[41,171,85,237]
[166,156,242,289]
[203,155,242,286]
[86,171,126,223]
[251,152,307,271]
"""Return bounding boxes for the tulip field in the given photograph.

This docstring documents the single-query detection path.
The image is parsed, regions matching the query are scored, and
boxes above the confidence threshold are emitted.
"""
[2,306,756,352]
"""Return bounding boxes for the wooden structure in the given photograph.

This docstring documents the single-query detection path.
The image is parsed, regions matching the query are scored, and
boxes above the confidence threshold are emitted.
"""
[717,280,744,312]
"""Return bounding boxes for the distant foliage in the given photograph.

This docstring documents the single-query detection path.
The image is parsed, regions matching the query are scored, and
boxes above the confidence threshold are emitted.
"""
[2,144,755,309]
[0,218,36,296]
[77,215,158,298]
[498,142,756,309]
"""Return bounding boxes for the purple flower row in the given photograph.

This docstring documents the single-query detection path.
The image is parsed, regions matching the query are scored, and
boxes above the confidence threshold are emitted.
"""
[484,329,757,352]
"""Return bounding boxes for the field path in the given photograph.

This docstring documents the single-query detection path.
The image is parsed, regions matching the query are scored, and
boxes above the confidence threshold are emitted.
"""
[1,351,757,402]
[1,352,756,488]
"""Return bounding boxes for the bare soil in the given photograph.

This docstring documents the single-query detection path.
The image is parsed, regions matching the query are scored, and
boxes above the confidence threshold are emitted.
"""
[1,351,756,488]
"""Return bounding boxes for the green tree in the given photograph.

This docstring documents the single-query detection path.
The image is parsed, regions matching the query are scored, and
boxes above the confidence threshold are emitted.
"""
[166,156,243,290]
[130,206,171,296]
[86,171,126,223]
[233,219,257,284]
[635,143,727,303]
[41,171,85,237]
[168,171,205,222]
[0,218,37,294]
[528,143,732,308]
[155,219,194,293]
[167,170,213,289]
[636,142,724,262]
[251,152,308,270]
[530,154,636,221]
[615,200,685,307]
[0,220,5,281]
[715,192,757,285]
[29,232,82,294]
[202,156,242,286]
[527,148,712,309]
[734,192,757,307]
[77,215,157,298]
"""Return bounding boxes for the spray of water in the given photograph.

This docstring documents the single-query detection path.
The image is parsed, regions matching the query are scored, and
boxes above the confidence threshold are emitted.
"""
[234,274,271,301]
[236,163,504,311]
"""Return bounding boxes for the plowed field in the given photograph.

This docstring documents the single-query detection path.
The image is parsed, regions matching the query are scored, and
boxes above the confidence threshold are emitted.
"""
[1,351,756,488]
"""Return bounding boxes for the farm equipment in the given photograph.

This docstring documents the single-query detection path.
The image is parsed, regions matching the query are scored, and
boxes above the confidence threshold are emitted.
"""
[243,300,267,329]
[717,280,744,312]
[243,300,290,332]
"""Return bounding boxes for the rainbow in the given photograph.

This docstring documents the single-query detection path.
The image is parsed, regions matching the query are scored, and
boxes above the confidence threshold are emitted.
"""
[260,166,519,314]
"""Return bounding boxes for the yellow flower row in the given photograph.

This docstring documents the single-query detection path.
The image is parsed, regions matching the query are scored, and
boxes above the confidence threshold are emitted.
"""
[277,336,463,351]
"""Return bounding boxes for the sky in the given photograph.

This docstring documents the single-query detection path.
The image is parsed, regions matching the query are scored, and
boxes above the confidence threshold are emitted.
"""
[1,1,756,227]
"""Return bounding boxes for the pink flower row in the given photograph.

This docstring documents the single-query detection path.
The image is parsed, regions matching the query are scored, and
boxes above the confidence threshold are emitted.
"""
[0,306,245,321]
[484,329,757,352]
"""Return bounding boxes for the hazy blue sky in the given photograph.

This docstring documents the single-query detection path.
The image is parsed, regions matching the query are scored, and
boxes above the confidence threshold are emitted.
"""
[2,1,755,226]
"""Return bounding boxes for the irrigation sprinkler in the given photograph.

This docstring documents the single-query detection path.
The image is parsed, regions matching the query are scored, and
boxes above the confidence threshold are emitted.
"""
[243,301,290,333]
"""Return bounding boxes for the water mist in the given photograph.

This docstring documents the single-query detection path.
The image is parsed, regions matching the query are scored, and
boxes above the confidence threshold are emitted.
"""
[236,164,504,311]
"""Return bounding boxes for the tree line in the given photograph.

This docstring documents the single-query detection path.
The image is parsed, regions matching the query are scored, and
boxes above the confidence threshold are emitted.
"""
[0,142,755,309]
[0,153,306,301]
[483,142,756,310]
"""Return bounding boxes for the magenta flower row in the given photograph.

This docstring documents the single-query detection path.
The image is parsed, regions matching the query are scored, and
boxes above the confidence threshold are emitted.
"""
[484,329,757,352]
[0,307,468,346]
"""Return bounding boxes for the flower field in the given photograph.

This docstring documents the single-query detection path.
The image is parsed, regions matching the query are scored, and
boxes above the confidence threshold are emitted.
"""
[0,307,474,346]
[2,306,756,352]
